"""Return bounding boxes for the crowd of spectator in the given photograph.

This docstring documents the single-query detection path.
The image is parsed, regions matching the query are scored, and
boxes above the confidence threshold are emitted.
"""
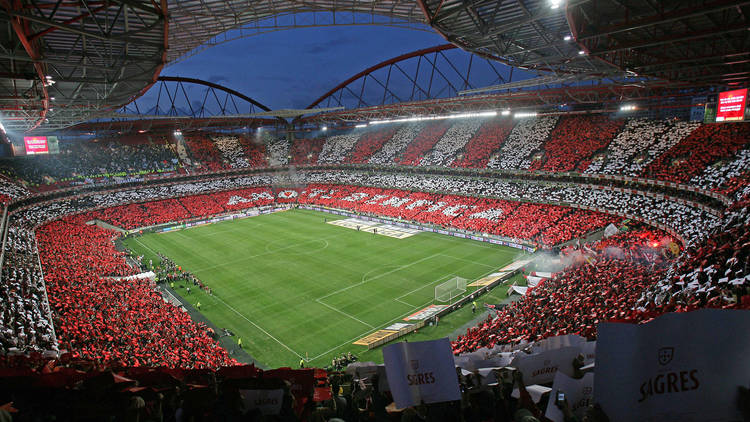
[419,119,483,167]
[0,225,56,354]
[368,123,425,165]
[690,147,750,198]
[239,135,270,168]
[267,137,291,167]
[644,121,750,183]
[451,226,676,354]
[344,126,400,164]
[291,138,325,165]
[298,183,615,246]
[317,134,362,164]
[486,116,558,170]
[585,118,700,176]
[396,120,452,166]
[451,119,514,168]
[637,196,750,313]
[35,213,235,368]
[0,137,179,187]
[183,133,228,172]
[212,135,250,168]
[530,116,623,172]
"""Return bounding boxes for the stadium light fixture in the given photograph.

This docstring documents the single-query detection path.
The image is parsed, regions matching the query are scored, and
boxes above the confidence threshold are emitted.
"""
[501,109,511,116]
[620,104,637,112]
[578,50,586,55]
[514,112,538,118]
[355,123,368,128]
[550,0,562,9]
[174,130,182,136]
[321,126,328,131]
[564,35,572,41]
[370,110,497,125]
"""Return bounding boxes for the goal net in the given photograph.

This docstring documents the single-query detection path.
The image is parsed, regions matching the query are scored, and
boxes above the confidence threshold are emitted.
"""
[435,276,468,303]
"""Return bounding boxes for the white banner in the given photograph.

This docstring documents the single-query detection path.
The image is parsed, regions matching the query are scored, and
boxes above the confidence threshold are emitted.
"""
[544,372,594,422]
[526,275,544,288]
[240,389,284,415]
[383,338,461,408]
[581,341,596,365]
[531,271,553,278]
[595,309,750,421]
[509,286,528,296]
[510,346,580,386]
[531,334,586,353]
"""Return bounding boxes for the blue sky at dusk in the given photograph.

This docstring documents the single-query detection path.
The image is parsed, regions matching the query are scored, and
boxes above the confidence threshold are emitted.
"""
[160,25,447,110]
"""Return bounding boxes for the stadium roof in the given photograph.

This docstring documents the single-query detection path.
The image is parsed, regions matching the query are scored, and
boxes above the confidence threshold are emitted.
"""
[1,0,747,133]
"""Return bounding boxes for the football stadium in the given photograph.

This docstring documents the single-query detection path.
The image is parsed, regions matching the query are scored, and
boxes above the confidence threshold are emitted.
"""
[0,0,748,420]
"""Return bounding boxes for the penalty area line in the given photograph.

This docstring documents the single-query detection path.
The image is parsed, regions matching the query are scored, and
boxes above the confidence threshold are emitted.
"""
[210,294,304,360]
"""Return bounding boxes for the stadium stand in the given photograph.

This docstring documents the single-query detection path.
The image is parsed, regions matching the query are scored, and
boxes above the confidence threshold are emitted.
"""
[451,119,515,168]
[644,121,750,183]
[183,133,228,171]
[344,125,400,164]
[0,137,179,188]
[396,120,452,165]
[211,135,249,168]
[530,115,624,172]
[486,116,559,170]
[368,123,425,165]
[586,118,701,176]
[238,134,270,168]
[291,138,325,165]
[419,118,483,167]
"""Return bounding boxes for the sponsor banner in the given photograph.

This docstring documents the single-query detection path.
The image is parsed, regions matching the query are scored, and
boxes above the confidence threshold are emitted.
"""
[468,274,504,287]
[385,323,414,331]
[383,338,461,408]
[240,389,284,415]
[353,330,398,347]
[544,373,594,422]
[404,304,448,321]
[595,309,750,421]
[510,346,580,386]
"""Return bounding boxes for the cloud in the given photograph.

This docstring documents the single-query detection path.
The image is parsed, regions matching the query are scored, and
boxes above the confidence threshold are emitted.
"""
[207,74,229,84]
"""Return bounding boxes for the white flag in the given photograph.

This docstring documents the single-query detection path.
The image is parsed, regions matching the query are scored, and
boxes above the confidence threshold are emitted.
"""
[595,309,750,421]
[510,346,580,385]
[544,372,594,422]
[240,389,284,415]
[383,338,461,408]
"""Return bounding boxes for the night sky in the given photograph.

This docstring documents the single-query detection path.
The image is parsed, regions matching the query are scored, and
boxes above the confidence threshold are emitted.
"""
[160,25,447,110]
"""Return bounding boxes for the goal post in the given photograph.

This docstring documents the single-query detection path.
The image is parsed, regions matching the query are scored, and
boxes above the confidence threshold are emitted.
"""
[435,276,468,303]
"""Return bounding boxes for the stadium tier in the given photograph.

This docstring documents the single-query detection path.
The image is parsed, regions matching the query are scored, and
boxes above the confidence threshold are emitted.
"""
[0,118,748,420]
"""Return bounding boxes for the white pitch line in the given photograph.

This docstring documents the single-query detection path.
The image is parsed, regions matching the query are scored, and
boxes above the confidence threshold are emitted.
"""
[192,232,346,272]
[210,294,304,360]
[309,296,436,362]
[394,274,454,301]
[309,258,519,364]
[394,297,418,308]
[133,237,160,257]
[315,298,375,328]
[317,253,444,301]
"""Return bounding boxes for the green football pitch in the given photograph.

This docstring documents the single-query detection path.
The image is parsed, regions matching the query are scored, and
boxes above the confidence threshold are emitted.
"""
[123,208,522,368]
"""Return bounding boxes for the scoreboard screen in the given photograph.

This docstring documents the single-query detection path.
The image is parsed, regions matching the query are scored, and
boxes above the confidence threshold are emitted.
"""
[716,88,748,122]
[23,136,49,155]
